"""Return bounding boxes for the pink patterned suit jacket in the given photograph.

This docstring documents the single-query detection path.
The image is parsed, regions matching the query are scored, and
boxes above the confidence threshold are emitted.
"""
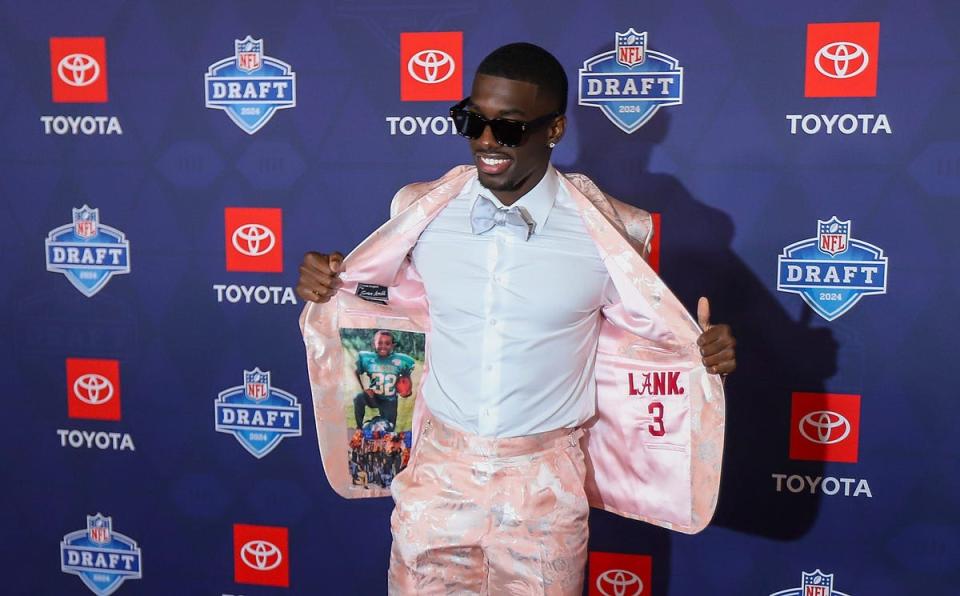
[300,165,725,534]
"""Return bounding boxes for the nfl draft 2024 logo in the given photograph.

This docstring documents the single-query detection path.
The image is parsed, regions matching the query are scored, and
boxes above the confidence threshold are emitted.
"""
[46,205,130,297]
[578,29,683,134]
[777,217,887,321]
[770,569,851,596]
[215,369,302,458]
[205,36,296,134]
[61,514,142,595]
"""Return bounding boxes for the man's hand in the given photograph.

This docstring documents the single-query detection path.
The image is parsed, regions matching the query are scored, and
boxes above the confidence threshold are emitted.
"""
[697,297,736,376]
[296,251,345,303]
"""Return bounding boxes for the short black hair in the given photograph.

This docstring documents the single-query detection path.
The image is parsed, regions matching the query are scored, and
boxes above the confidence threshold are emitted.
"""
[476,42,568,114]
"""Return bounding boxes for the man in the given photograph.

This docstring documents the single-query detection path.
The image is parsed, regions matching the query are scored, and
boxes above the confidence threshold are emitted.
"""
[353,329,415,431]
[298,43,735,595]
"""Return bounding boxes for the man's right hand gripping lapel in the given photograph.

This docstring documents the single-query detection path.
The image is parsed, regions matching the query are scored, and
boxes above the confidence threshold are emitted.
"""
[296,251,345,304]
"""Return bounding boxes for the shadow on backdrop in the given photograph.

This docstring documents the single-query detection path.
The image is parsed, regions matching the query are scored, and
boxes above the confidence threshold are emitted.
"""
[566,103,838,595]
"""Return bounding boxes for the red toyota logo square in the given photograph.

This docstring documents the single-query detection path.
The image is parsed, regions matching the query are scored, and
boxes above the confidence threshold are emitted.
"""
[50,37,109,103]
[648,213,661,274]
[400,32,463,101]
[789,392,861,463]
[66,358,121,421]
[589,551,652,596]
[804,22,880,98]
[233,523,289,587]
[224,207,283,272]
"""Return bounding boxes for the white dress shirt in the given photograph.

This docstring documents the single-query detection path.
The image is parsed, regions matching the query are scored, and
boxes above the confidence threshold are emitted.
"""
[411,166,619,438]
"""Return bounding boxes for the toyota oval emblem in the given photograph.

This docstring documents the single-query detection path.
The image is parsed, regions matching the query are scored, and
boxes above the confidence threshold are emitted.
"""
[57,53,101,87]
[407,49,455,84]
[240,539,282,570]
[232,223,276,257]
[814,41,869,79]
[73,373,114,405]
[799,410,851,445]
[596,569,644,596]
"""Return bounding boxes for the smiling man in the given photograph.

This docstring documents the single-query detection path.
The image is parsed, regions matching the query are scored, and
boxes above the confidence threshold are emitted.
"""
[298,43,735,595]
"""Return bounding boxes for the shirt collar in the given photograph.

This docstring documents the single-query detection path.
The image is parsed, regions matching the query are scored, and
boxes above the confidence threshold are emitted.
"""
[474,164,558,234]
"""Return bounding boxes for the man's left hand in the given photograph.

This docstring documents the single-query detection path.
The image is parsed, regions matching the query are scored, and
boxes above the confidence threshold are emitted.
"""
[697,297,736,376]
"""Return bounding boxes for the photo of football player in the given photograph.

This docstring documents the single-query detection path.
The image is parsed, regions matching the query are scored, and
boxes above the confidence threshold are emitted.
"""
[353,330,415,430]
[341,327,422,490]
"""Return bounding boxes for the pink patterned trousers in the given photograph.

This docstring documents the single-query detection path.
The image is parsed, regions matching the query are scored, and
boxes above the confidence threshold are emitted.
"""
[388,415,589,595]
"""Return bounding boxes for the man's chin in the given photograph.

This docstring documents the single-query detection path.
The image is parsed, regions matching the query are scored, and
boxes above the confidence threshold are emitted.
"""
[477,171,518,192]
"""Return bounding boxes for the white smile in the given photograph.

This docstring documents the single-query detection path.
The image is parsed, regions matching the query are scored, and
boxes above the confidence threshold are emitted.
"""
[479,156,509,166]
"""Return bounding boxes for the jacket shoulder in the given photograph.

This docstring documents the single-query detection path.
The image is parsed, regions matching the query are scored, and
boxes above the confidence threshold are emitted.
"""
[563,172,654,258]
[390,165,475,217]
[606,194,654,257]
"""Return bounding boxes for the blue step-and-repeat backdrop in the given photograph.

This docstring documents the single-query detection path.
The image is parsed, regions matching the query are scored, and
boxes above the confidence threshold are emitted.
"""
[3,1,958,594]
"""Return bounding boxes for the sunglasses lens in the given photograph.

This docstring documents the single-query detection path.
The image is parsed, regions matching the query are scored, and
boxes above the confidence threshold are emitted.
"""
[490,121,523,147]
[452,110,483,139]
[464,114,489,139]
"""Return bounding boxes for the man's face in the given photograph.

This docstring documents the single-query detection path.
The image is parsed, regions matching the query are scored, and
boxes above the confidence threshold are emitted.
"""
[374,333,394,357]
[467,74,565,203]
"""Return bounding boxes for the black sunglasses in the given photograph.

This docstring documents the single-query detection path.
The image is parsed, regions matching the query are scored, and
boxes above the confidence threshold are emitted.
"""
[449,97,560,147]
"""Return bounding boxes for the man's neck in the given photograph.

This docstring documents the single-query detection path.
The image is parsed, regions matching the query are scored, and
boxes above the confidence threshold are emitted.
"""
[490,163,551,207]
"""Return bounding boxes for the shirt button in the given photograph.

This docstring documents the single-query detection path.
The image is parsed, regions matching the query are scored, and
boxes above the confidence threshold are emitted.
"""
[489,319,497,326]
[485,364,493,371]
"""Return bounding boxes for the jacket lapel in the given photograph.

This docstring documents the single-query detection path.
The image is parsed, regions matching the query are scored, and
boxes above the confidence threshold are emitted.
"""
[339,167,476,291]
[560,173,725,534]
[299,167,475,499]
[561,172,701,350]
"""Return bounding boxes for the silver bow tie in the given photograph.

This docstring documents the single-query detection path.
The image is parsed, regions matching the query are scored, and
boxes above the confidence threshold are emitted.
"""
[469,195,535,240]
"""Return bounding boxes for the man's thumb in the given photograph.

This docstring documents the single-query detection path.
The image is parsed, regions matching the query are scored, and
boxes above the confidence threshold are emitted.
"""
[697,296,711,330]
[330,252,345,273]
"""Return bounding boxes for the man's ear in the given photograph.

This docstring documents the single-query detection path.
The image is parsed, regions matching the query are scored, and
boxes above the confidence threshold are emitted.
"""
[548,114,567,145]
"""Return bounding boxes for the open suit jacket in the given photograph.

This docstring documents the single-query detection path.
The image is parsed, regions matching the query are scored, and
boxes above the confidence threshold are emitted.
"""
[300,165,725,534]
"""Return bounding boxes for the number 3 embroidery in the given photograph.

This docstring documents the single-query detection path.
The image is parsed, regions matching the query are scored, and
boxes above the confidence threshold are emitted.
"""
[648,401,665,436]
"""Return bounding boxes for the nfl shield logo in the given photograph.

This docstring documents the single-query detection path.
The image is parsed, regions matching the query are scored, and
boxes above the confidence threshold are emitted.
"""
[205,36,296,134]
[817,217,850,256]
[62,514,143,595]
[802,570,834,596]
[73,206,99,239]
[87,514,112,545]
[235,36,263,73]
[616,28,646,67]
[244,368,270,402]
[215,369,303,459]
[578,30,683,134]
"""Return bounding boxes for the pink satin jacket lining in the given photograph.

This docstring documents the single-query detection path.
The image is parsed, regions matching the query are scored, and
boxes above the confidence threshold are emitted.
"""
[300,166,725,534]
